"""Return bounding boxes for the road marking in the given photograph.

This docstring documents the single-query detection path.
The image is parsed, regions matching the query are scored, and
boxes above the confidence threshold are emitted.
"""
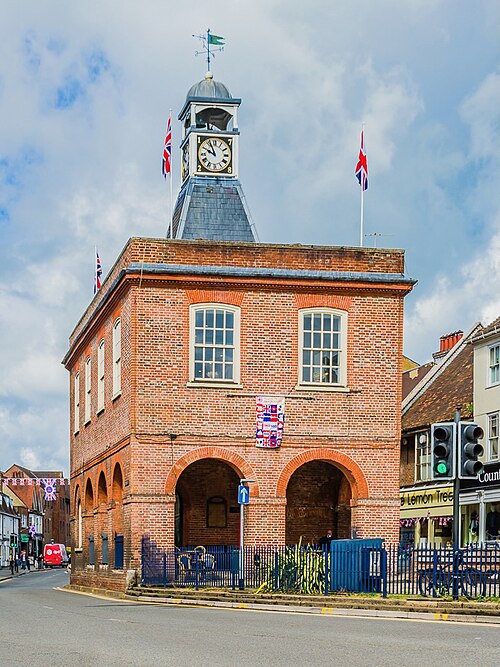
[53,588,500,627]
[43,605,54,610]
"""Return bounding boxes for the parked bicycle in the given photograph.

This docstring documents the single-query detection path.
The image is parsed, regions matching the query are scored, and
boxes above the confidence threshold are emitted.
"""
[417,548,486,598]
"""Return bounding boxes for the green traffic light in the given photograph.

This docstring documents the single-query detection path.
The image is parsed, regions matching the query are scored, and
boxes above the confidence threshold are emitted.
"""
[436,461,448,475]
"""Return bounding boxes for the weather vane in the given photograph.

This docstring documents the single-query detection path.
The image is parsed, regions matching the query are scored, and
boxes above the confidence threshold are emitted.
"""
[193,28,225,73]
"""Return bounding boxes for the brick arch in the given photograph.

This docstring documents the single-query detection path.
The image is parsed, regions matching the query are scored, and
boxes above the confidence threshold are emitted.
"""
[165,447,260,497]
[276,449,368,499]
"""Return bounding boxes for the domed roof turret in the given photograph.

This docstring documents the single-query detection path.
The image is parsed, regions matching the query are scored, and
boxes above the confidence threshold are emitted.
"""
[186,71,232,100]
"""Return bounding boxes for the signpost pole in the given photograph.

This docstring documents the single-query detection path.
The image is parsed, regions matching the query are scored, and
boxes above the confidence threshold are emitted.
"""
[238,478,255,591]
[239,500,245,590]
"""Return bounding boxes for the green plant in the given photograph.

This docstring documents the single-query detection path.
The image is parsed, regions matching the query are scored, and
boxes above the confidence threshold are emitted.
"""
[255,537,326,594]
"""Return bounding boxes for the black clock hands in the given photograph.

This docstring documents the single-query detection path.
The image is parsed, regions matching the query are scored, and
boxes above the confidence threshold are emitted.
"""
[206,140,216,157]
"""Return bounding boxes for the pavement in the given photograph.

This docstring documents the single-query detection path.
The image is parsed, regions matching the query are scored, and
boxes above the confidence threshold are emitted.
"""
[0,564,49,581]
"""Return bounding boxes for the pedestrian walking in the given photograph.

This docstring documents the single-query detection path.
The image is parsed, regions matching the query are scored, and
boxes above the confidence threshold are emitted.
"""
[21,551,27,570]
[9,557,14,575]
[27,555,31,571]
[14,556,19,573]
[319,530,334,549]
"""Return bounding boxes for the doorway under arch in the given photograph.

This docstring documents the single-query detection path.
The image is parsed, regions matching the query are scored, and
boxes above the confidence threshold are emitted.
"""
[285,460,352,544]
[175,458,241,547]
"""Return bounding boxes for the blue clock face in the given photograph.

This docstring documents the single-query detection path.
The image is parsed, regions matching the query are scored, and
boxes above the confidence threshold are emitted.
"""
[197,137,232,173]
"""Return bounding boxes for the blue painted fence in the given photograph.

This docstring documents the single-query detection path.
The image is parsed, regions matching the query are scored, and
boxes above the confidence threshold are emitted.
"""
[141,537,500,598]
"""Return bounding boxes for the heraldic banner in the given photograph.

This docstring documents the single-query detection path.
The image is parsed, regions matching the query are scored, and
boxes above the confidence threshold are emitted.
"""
[256,396,285,448]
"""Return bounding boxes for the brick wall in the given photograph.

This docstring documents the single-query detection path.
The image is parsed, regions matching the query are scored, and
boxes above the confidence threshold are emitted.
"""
[65,238,411,588]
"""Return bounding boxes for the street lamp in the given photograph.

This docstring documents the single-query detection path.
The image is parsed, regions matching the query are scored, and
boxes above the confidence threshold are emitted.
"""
[238,478,255,591]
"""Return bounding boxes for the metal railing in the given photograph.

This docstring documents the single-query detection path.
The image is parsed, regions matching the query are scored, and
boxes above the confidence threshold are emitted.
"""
[140,537,500,598]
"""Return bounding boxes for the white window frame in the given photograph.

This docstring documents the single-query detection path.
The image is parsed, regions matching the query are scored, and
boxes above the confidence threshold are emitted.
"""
[112,318,121,397]
[189,304,240,384]
[97,339,105,413]
[487,412,499,462]
[488,344,500,386]
[74,372,80,434]
[414,431,432,482]
[84,356,91,423]
[298,308,348,387]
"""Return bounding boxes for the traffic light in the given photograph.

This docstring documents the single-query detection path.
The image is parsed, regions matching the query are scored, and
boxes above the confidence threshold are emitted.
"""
[431,422,455,480]
[459,422,484,478]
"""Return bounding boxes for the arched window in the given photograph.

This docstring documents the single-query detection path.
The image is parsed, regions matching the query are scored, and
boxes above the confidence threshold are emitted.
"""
[190,305,240,383]
[85,478,94,510]
[298,309,348,386]
[112,318,121,397]
[98,472,107,505]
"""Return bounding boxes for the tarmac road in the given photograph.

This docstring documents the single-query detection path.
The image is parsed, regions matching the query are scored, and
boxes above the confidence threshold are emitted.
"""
[1,569,499,666]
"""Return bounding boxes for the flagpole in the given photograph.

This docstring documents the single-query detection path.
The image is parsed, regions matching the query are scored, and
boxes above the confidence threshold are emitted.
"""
[359,123,365,247]
[169,108,173,239]
[207,28,211,72]
[360,186,364,247]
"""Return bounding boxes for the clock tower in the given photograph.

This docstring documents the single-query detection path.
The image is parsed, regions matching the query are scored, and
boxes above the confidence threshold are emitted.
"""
[171,71,256,242]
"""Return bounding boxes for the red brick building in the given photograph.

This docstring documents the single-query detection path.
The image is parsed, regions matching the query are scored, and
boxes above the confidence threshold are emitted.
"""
[1,465,70,559]
[64,237,414,590]
[64,71,414,590]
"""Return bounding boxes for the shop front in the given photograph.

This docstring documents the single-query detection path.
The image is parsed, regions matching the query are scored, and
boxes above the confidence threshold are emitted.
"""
[460,461,500,546]
[400,484,454,547]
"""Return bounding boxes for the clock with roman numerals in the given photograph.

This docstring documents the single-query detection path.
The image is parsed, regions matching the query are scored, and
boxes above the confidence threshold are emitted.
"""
[197,136,232,174]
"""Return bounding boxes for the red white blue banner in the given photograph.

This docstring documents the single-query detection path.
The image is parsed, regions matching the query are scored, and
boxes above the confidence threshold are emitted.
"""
[256,396,285,448]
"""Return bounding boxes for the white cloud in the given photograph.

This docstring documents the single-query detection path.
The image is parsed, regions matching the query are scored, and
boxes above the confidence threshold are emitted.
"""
[460,71,500,161]
[0,1,499,471]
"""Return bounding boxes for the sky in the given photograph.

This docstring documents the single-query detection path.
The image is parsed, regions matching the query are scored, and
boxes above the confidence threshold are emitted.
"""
[0,0,499,475]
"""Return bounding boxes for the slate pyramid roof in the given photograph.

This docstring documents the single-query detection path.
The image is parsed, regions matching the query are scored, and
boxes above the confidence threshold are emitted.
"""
[171,176,256,242]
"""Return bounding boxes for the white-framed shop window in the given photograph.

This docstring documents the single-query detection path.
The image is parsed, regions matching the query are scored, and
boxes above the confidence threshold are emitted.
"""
[190,304,240,383]
[298,309,347,386]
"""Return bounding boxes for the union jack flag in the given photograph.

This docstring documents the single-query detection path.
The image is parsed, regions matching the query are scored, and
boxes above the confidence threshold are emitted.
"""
[162,114,172,177]
[355,128,368,191]
[94,249,102,294]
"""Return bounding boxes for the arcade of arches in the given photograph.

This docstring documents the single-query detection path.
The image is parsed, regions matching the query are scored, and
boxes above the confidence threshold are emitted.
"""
[174,457,353,547]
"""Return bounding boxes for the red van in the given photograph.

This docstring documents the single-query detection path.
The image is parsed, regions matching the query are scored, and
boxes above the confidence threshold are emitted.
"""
[43,543,68,567]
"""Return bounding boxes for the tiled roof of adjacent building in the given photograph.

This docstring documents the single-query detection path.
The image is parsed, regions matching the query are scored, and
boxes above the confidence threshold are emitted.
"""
[402,326,482,431]
[469,316,500,343]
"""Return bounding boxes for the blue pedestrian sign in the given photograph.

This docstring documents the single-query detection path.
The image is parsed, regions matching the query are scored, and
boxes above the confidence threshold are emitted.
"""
[238,484,250,505]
